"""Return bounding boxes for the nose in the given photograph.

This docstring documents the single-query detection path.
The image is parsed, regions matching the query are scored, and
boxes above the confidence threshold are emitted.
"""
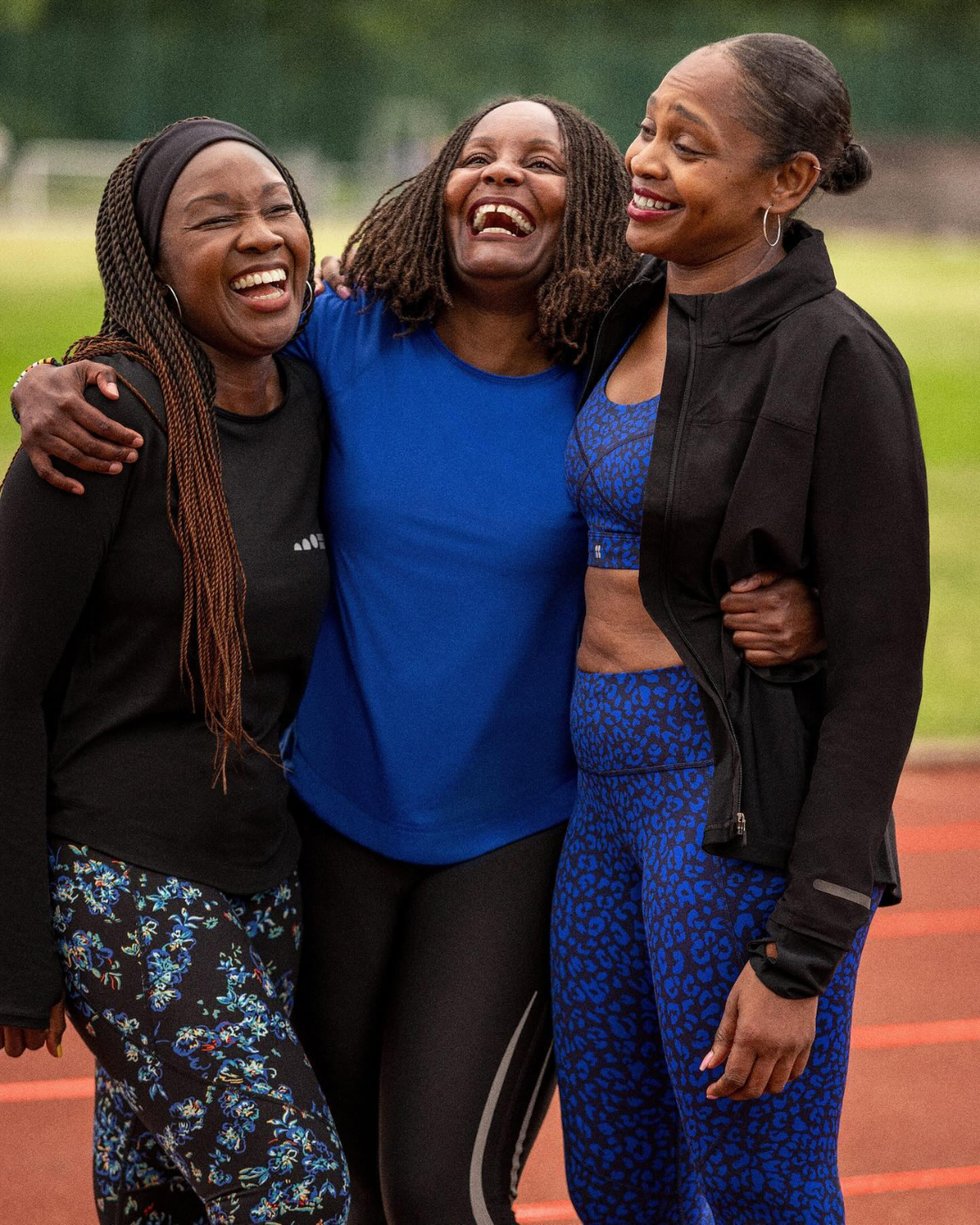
[236,211,285,253]
[481,158,524,187]
[626,137,668,184]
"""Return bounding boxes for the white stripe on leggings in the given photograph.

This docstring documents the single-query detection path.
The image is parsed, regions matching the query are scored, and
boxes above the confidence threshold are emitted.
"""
[469,991,538,1225]
[509,1040,553,1200]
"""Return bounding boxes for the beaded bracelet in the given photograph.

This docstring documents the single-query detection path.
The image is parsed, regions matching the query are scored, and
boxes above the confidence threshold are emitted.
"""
[10,357,60,423]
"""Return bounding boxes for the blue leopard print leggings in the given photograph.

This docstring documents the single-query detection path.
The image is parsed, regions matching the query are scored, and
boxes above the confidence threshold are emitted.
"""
[48,839,349,1225]
[551,666,875,1225]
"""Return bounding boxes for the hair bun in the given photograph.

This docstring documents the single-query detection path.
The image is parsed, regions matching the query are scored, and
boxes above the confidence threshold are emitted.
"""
[823,140,872,194]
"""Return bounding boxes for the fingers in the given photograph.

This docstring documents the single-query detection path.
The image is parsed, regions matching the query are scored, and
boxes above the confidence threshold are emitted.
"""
[701,989,739,1073]
[742,649,784,668]
[44,431,129,475]
[45,999,66,1058]
[74,361,119,400]
[25,451,86,496]
[728,1051,779,1101]
[726,569,780,595]
[23,1028,45,1052]
[766,1053,797,1096]
[2,1027,26,1057]
[790,1044,812,1082]
[70,401,142,451]
[705,1043,756,1100]
[319,255,350,300]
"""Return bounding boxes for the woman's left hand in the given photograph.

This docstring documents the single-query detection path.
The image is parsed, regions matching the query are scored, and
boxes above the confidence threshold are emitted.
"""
[0,999,66,1059]
[701,961,817,1100]
[721,571,825,667]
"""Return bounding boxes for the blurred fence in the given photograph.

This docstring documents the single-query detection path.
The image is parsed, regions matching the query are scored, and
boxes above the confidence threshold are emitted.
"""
[1,2,979,171]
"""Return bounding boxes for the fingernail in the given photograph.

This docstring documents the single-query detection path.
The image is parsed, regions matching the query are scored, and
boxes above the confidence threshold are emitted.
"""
[339,287,351,300]
[125,451,138,463]
[109,462,123,474]
[106,383,119,398]
[56,1044,63,1058]
[699,1052,712,1071]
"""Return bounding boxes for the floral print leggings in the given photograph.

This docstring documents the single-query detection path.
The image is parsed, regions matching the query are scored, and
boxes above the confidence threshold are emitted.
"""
[48,840,349,1225]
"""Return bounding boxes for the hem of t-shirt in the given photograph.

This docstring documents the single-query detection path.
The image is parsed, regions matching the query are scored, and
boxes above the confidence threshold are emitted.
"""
[45,820,301,900]
[419,324,573,386]
[287,755,576,866]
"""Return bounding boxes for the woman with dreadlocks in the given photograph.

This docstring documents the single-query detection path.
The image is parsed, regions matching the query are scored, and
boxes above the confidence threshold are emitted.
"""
[0,119,349,1224]
[11,98,822,1225]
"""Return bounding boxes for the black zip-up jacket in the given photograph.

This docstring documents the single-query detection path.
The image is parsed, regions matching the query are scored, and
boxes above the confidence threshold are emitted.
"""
[582,222,929,997]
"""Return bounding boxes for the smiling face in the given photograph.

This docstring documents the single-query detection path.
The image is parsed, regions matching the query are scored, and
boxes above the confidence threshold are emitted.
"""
[156,141,311,359]
[624,47,784,268]
[443,100,567,293]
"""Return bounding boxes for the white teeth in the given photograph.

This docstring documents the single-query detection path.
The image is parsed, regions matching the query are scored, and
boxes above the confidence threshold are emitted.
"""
[632,193,678,212]
[471,202,534,234]
[230,268,288,291]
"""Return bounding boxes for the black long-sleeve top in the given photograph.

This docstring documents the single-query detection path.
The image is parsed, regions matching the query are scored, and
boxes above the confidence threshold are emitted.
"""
[582,222,929,997]
[0,354,330,1028]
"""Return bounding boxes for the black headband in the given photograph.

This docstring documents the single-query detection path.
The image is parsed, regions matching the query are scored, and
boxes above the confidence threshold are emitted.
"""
[132,118,281,264]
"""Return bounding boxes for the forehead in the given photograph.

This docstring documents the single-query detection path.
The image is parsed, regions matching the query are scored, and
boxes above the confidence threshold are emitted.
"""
[466,101,562,147]
[169,140,286,203]
[649,46,745,117]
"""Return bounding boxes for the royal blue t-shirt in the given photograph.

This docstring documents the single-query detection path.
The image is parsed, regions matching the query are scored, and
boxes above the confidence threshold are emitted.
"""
[284,293,586,864]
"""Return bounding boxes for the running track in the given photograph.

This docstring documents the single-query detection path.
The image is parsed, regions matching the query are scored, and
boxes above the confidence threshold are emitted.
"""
[2,767,977,1223]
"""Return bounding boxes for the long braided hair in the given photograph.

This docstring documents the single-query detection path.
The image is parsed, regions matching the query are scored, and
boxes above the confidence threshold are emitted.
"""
[343,96,639,365]
[66,120,316,786]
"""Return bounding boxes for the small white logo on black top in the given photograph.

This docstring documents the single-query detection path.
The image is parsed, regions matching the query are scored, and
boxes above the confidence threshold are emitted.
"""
[294,533,326,551]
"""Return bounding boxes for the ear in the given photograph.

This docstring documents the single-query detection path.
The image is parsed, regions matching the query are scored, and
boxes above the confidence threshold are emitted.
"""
[768,152,822,216]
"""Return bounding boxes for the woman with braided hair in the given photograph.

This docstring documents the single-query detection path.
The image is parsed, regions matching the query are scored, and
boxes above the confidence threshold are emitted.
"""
[0,118,349,1223]
[11,97,823,1224]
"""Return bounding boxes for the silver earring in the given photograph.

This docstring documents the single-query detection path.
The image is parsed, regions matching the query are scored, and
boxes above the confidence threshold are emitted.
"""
[302,280,314,314]
[762,206,782,248]
[163,283,183,320]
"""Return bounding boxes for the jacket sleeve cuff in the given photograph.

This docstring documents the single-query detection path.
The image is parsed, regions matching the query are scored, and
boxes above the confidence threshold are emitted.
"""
[0,1008,52,1030]
[747,919,844,998]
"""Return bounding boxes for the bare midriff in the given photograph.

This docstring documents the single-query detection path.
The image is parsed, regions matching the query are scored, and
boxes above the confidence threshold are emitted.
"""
[577,567,683,674]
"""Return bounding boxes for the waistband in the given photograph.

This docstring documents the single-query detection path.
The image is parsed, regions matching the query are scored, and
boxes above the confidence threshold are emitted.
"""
[570,665,714,775]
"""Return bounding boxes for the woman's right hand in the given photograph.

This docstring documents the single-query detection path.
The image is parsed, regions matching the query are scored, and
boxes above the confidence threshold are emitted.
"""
[11,360,142,495]
[314,255,350,300]
[1,999,66,1059]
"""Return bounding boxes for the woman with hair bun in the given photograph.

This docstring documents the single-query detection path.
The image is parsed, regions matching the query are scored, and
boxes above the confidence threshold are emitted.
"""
[551,34,928,1224]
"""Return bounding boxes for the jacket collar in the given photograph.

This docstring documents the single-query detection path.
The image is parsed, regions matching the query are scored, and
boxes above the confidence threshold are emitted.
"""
[634,220,837,345]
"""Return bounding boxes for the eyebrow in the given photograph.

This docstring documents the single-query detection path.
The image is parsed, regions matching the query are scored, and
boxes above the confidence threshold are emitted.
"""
[464,136,563,152]
[184,181,288,210]
[647,96,710,130]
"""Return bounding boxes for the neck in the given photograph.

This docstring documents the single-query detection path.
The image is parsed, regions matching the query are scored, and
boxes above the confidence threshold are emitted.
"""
[203,346,282,416]
[435,280,554,376]
[666,234,785,297]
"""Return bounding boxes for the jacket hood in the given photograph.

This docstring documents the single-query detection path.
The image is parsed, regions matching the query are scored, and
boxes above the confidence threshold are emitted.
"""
[636,221,837,345]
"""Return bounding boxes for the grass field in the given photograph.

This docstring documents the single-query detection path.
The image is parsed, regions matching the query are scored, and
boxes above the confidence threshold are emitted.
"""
[1,220,977,738]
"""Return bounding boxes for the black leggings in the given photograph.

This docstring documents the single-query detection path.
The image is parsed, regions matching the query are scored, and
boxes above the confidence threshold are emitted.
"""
[293,808,565,1225]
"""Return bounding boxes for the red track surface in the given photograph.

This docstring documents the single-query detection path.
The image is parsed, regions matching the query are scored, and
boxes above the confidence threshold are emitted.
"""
[2,767,978,1224]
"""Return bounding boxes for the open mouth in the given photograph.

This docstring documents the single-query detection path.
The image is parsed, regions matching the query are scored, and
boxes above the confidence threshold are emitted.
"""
[229,267,289,301]
[468,201,536,238]
[630,192,682,217]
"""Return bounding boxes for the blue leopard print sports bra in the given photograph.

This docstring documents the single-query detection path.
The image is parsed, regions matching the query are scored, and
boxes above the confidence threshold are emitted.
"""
[565,343,659,569]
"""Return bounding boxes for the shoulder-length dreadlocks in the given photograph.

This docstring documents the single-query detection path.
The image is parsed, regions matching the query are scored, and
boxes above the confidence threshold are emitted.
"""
[65,119,316,786]
[342,96,640,365]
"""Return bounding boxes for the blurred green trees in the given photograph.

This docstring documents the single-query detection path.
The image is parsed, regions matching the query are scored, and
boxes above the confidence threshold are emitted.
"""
[1,0,978,155]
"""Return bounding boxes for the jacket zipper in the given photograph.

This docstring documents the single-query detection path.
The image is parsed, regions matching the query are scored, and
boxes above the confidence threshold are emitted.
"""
[657,304,745,840]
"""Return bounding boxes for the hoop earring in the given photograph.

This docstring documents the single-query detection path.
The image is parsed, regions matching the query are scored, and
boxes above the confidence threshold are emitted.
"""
[762,206,782,248]
[163,283,183,320]
[302,280,314,314]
